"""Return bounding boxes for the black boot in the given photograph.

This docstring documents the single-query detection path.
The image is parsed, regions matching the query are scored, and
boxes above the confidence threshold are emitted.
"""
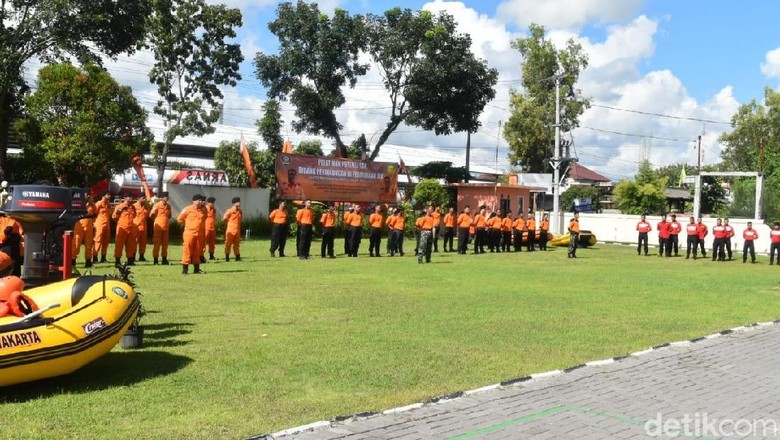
[182,264,188,275]
[92,255,98,264]
[200,255,207,264]
[194,264,204,274]
[162,257,170,265]
[127,257,136,266]
[225,254,230,262]
[235,254,241,261]
[100,255,108,263]
[138,254,147,262]
[153,257,159,265]
[208,252,214,260]
[84,259,93,268]
[115,257,121,267]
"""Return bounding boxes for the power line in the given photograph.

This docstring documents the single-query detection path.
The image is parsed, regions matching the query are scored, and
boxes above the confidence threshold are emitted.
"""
[579,126,694,143]
[590,103,732,125]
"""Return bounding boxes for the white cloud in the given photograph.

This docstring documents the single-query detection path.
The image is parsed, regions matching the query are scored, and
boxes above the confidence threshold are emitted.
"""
[761,47,780,79]
[496,0,644,31]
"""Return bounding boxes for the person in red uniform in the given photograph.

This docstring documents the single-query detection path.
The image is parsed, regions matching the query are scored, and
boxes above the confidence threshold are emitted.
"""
[204,197,218,261]
[222,197,242,261]
[150,191,172,265]
[770,222,780,265]
[656,214,670,257]
[456,206,471,255]
[112,195,137,267]
[177,194,204,274]
[711,218,726,262]
[685,216,698,259]
[442,207,455,252]
[696,216,708,258]
[723,217,735,260]
[133,194,150,262]
[636,214,652,256]
[742,221,758,264]
[668,214,681,256]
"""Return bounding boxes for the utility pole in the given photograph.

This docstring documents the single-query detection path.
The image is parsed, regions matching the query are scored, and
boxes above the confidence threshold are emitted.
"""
[551,76,562,234]
[465,131,471,183]
[693,134,703,220]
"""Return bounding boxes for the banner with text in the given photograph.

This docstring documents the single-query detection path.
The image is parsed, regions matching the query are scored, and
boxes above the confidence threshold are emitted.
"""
[275,154,398,203]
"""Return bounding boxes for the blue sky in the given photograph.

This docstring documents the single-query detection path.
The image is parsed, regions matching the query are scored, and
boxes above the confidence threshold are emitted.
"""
[91,0,780,180]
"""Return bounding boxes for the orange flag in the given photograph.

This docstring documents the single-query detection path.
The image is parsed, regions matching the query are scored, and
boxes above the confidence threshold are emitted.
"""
[130,154,153,200]
[282,139,293,154]
[240,135,258,188]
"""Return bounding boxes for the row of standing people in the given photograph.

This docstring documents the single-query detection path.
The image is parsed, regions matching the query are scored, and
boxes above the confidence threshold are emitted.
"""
[636,214,776,264]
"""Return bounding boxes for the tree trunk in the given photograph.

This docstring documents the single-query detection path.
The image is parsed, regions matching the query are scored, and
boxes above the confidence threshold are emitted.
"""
[0,91,11,181]
[156,142,170,196]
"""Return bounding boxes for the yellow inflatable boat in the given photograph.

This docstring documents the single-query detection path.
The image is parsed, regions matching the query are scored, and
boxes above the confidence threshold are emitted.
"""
[0,275,139,387]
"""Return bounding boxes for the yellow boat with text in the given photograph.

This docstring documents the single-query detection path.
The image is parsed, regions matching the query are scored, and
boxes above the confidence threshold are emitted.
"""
[0,275,139,387]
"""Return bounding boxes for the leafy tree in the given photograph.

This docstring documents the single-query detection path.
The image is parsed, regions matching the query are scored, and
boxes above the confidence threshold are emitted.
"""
[345,134,367,159]
[255,3,498,160]
[561,185,600,213]
[503,24,589,172]
[653,163,694,187]
[719,87,780,176]
[144,0,243,195]
[256,99,284,152]
[16,63,151,186]
[294,139,324,156]
[0,0,150,179]
[412,178,448,209]
[412,161,469,183]
[214,139,267,188]
[613,179,667,215]
[700,175,728,215]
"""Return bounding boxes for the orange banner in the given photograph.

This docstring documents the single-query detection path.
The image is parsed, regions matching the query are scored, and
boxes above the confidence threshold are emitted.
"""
[275,154,398,203]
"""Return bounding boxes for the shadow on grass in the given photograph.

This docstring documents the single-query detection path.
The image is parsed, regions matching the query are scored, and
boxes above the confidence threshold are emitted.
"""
[0,351,193,403]
[142,322,194,348]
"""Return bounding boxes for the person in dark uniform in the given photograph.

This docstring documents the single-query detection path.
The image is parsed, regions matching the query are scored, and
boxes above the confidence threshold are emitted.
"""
[269,201,288,257]
[456,206,471,255]
[568,211,580,258]
[636,214,651,256]
[296,199,314,259]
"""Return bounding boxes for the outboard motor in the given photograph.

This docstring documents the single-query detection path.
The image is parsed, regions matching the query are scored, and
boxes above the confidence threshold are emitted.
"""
[4,185,87,287]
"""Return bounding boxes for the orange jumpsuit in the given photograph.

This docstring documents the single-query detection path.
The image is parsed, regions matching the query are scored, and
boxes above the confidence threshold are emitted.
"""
[93,198,112,260]
[177,204,201,265]
[204,204,217,256]
[133,200,150,258]
[72,201,96,262]
[197,205,207,262]
[223,205,242,257]
[150,199,172,260]
[113,200,137,260]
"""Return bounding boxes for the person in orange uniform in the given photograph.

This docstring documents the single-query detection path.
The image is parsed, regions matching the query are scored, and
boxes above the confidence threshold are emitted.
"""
[568,211,580,258]
[196,195,208,264]
[456,206,472,255]
[368,205,383,257]
[385,207,397,255]
[473,207,487,254]
[416,205,434,264]
[538,213,550,251]
[112,195,137,267]
[431,206,441,252]
[636,214,652,256]
[92,192,112,263]
[347,204,364,257]
[343,207,353,256]
[512,212,525,252]
[72,196,96,268]
[133,194,150,262]
[149,191,172,265]
[177,194,204,274]
[742,221,758,264]
[222,197,242,261]
[391,208,405,256]
[770,222,780,265]
[204,197,218,261]
[500,211,513,252]
[296,199,314,259]
[442,207,455,252]
[269,201,288,257]
[685,216,698,259]
[320,205,336,258]
[526,213,536,252]
[696,216,708,259]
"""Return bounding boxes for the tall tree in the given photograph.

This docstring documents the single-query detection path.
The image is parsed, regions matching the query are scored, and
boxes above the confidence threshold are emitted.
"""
[144,0,243,194]
[256,99,284,153]
[214,140,271,188]
[0,0,150,180]
[15,63,151,186]
[613,160,667,215]
[255,3,498,160]
[720,87,780,176]
[503,24,589,172]
[294,139,324,156]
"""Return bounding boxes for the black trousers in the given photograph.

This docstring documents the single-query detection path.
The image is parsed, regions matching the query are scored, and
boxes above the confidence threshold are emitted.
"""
[392,229,405,255]
[697,237,707,256]
[297,224,312,257]
[638,232,648,255]
[668,234,679,256]
[349,226,362,256]
[321,227,334,257]
[443,227,454,251]
[457,227,469,254]
[657,237,666,255]
[686,235,698,258]
[474,228,487,253]
[724,239,732,259]
[501,231,512,252]
[771,242,780,264]
[743,240,755,262]
[513,230,522,252]
[432,227,439,252]
[369,227,382,256]
[270,224,287,256]
[712,238,725,261]
[526,231,535,251]
[538,229,547,250]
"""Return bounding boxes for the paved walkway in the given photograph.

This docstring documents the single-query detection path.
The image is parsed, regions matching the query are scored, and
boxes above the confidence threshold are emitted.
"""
[257,322,780,440]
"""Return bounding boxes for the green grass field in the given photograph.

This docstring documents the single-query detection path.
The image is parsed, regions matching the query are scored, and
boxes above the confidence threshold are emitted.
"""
[3,239,780,439]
